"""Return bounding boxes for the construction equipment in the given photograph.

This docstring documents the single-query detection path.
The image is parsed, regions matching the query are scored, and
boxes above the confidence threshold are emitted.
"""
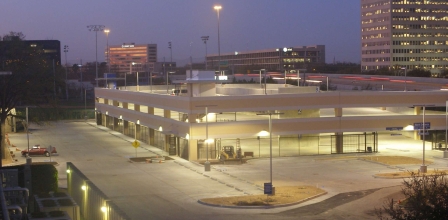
[219,146,236,161]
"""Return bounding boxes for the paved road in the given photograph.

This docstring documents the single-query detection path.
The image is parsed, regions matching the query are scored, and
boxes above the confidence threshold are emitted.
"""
[6,121,448,219]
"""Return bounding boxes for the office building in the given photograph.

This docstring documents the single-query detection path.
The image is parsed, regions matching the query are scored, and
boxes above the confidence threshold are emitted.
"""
[206,45,325,74]
[361,0,448,74]
[108,43,157,74]
[0,40,61,65]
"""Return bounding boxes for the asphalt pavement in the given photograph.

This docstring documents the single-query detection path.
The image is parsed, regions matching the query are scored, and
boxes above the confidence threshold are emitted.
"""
[5,120,448,220]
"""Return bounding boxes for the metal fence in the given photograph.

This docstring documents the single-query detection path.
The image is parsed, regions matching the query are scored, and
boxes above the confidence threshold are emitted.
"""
[66,163,130,220]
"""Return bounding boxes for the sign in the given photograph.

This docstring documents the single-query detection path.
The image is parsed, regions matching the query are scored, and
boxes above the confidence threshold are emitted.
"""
[418,131,429,136]
[219,60,228,67]
[264,183,272,195]
[386,127,403,131]
[414,122,430,130]
[132,140,140,148]
[122,44,135,48]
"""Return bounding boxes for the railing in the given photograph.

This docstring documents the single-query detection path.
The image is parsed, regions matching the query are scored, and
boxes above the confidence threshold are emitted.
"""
[66,162,130,220]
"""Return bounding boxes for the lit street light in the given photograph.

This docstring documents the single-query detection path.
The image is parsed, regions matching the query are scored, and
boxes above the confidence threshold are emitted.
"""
[214,5,222,75]
[87,25,105,87]
[196,105,217,172]
[104,29,110,88]
[257,111,283,195]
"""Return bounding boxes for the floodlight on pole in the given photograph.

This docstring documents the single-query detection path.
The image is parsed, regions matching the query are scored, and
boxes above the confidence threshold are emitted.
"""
[104,29,110,87]
[196,104,218,172]
[414,104,435,173]
[214,5,222,75]
[87,25,105,87]
[257,111,283,194]
[201,36,209,70]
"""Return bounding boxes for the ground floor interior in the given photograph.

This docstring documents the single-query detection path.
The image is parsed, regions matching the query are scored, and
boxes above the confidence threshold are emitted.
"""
[97,114,447,161]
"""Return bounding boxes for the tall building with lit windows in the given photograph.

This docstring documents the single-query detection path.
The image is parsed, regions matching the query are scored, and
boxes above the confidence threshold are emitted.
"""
[108,43,157,74]
[361,0,448,75]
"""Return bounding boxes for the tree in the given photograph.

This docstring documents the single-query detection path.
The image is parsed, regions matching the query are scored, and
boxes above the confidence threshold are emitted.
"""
[376,172,448,220]
[0,32,62,167]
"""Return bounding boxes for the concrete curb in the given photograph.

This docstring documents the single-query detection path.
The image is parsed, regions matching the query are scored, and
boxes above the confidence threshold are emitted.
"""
[197,191,328,209]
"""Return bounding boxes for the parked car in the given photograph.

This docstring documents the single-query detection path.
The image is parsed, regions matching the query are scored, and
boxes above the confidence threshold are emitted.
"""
[21,145,57,157]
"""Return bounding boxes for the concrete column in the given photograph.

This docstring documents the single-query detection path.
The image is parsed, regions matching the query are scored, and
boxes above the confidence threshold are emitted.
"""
[147,107,154,115]
[149,128,155,145]
[135,104,140,112]
[136,124,141,140]
[104,98,108,104]
[335,132,343,153]
[188,114,198,123]
[113,118,119,131]
[164,109,171,119]
[124,121,129,135]
[122,102,128,109]
[334,108,342,117]
[188,139,198,161]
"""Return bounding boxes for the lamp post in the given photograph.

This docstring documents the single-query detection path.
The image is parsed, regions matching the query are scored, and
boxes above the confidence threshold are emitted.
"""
[87,25,105,87]
[214,5,222,75]
[63,45,69,100]
[445,101,448,158]
[104,29,110,88]
[78,61,83,100]
[255,69,265,88]
[257,112,283,194]
[414,104,435,173]
[401,67,407,91]
[196,105,217,172]
[201,36,209,70]
[168,42,172,63]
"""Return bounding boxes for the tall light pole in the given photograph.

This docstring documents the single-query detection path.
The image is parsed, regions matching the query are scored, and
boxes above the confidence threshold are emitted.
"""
[414,104,435,173]
[445,100,448,158]
[63,45,69,100]
[87,25,105,87]
[201,36,209,70]
[168,42,172,63]
[196,105,217,172]
[401,67,407,91]
[257,112,283,195]
[214,5,222,75]
[104,29,110,88]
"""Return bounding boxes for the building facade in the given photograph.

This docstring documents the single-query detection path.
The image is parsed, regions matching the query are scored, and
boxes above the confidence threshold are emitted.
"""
[108,43,157,74]
[361,0,448,74]
[94,71,448,162]
[0,40,61,66]
[206,45,325,74]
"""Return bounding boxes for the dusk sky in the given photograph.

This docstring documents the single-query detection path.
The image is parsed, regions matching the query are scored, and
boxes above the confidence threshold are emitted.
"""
[0,0,361,65]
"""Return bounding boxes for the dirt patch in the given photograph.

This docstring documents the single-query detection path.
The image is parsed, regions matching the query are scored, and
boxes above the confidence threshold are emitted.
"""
[200,186,326,207]
[375,170,448,178]
[361,156,432,165]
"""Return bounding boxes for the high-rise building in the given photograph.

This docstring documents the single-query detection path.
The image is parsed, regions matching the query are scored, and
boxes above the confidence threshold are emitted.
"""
[361,0,448,75]
[108,43,157,73]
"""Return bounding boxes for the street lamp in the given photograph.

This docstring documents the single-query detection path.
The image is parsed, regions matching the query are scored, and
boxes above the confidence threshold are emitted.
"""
[414,104,435,173]
[401,67,407,91]
[168,41,172,63]
[445,101,448,158]
[257,112,283,195]
[201,36,209,70]
[196,105,217,172]
[104,29,110,88]
[214,5,222,75]
[254,69,265,88]
[87,25,105,87]
[63,45,69,100]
